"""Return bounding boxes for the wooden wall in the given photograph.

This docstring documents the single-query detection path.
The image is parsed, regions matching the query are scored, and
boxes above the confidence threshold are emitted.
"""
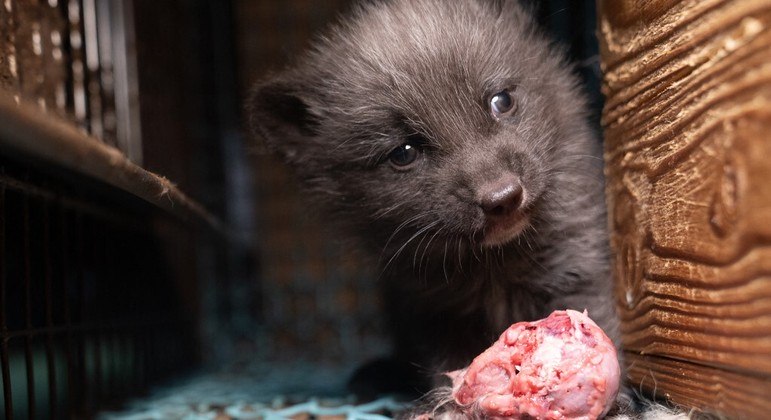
[598,0,771,416]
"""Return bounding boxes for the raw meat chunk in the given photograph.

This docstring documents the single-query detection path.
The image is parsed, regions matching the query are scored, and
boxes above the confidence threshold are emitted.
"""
[448,310,620,419]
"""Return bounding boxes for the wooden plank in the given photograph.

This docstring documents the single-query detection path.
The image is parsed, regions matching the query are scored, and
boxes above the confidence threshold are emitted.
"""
[625,352,771,417]
[598,0,771,415]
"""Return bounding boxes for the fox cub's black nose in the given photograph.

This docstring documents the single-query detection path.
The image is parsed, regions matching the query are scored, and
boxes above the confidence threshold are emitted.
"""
[479,175,523,217]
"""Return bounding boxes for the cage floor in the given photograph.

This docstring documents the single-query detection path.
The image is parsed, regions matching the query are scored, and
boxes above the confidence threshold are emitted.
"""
[97,362,411,420]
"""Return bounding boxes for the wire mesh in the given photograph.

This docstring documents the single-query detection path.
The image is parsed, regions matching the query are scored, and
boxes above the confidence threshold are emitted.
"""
[98,363,411,420]
[0,0,142,162]
[0,155,199,419]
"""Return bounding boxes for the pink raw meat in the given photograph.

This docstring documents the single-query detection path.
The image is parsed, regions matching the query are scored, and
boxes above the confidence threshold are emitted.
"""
[448,310,620,419]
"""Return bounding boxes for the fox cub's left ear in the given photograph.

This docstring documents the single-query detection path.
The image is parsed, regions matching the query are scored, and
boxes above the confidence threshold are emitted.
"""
[247,77,320,164]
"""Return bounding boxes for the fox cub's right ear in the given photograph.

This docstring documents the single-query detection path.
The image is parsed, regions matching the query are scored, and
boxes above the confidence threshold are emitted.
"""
[247,78,320,163]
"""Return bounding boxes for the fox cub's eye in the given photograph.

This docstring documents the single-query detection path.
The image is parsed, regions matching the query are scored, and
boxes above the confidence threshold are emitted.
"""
[490,89,517,119]
[388,143,421,168]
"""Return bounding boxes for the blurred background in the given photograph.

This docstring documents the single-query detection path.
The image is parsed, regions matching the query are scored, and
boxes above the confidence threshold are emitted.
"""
[0,0,602,418]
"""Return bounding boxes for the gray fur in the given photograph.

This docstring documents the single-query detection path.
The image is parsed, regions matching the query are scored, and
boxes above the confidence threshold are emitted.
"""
[249,0,631,415]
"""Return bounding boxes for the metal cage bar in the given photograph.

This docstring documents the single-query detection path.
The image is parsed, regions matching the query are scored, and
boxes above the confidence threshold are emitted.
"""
[0,156,201,419]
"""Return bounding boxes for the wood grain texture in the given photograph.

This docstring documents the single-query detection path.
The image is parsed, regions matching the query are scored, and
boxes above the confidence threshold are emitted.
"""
[625,353,771,417]
[598,0,771,415]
